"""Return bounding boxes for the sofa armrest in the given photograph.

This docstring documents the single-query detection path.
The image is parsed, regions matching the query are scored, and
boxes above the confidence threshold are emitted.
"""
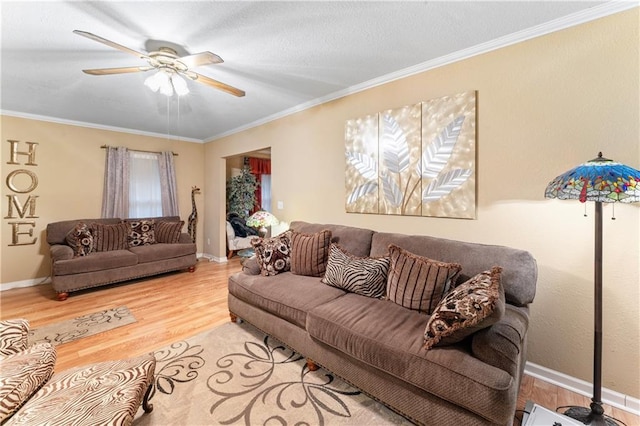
[178,233,193,244]
[471,305,529,378]
[0,319,30,356]
[50,244,73,262]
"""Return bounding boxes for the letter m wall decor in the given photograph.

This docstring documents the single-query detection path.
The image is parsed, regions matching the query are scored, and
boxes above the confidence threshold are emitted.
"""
[345,91,476,219]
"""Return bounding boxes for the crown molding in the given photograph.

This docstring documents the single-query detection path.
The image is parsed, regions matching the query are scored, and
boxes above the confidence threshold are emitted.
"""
[0,110,204,144]
[206,1,639,142]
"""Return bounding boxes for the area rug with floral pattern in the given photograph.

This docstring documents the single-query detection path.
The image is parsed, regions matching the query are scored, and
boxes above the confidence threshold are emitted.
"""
[134,321,412,425]
[29,306,136,346]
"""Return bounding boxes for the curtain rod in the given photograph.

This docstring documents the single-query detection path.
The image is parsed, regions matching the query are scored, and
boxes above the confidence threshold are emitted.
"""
[100,145,178,156]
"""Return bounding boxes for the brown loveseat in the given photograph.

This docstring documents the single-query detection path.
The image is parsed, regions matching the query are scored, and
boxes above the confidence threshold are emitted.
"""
[228,221,537,425]
[47,216,197,301]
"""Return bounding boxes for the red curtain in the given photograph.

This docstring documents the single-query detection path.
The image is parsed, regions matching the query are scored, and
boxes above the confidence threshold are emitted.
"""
[248,157,271,213]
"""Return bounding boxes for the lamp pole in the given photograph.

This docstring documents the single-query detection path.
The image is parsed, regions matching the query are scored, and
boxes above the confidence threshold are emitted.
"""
[591,200,604,424]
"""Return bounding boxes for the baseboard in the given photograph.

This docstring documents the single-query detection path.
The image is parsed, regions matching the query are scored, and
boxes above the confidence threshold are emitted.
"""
[525,362,640,416]
[198,253,227,263]
[1,276,50,291]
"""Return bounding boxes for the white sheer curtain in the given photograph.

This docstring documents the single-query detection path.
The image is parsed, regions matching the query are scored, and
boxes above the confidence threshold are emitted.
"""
[129,151,163,218]
[102,148,180,219]
[101,146,129,218]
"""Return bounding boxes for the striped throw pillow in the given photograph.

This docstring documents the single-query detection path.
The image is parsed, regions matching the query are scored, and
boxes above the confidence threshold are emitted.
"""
[386,244,462,314]
[155,221,184,244]
[290,229,332,277]
[90,222,129,252]
[321,244,390,298]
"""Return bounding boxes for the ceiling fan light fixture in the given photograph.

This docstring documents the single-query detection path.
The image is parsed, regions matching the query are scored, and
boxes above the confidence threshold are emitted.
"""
[171,73,189,96]
[144,70,165,93]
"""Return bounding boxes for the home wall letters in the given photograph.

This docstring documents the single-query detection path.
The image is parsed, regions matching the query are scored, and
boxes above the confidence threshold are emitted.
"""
[4,140,39,245]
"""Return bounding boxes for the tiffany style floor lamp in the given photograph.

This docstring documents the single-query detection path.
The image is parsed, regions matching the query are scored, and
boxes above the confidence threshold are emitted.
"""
[545,152,640,426]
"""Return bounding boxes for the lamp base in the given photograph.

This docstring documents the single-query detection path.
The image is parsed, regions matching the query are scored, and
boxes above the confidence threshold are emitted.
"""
[563,404,620,426]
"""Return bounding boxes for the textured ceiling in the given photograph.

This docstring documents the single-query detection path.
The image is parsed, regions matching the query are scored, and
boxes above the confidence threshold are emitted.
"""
[0,1,625,142]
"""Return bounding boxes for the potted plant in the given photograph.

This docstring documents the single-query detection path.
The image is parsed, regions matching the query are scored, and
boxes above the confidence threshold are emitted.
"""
[226,165,258,221]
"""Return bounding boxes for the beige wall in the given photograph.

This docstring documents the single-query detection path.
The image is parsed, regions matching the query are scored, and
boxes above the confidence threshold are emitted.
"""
[204,10,639,397]
[1,116,206,286]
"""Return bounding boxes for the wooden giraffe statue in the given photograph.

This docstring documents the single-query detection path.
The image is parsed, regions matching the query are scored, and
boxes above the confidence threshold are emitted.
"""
[187,186,200,243]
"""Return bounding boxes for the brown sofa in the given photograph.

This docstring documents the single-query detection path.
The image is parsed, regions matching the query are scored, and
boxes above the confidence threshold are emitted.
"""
[46,216,197,300]
[228,221,537,425]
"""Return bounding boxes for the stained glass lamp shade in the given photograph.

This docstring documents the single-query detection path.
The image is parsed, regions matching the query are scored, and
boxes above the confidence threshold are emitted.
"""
[544,152,640,426]
[246,211,279,237]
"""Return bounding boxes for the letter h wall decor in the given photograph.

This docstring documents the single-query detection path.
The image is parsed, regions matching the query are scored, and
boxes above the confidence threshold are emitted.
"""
[345,91,476,219]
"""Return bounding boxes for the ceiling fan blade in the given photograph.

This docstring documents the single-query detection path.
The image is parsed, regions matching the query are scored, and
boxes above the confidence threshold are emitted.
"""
[73,30,149,60]
[178,52,223,68]
[189,72,245,97]
[82,66,153,75]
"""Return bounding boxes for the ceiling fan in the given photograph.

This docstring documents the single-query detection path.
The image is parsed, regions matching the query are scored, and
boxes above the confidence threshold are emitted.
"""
[73,30,245,97]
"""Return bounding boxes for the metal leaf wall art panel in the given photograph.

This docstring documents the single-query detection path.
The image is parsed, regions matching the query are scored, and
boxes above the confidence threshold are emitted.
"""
[345,114,379,213]
[345,91,476,219]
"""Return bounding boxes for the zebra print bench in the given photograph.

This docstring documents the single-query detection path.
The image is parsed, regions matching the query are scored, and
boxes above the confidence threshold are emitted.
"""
[1,320,156,426]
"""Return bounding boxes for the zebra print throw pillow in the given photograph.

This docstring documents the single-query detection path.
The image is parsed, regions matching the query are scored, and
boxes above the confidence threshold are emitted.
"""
[321,244,390,298]
[386,245,462,314]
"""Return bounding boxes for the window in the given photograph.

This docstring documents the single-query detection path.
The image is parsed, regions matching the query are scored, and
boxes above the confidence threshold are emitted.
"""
[102,146,179,219]
[129,151,162,218]
[261,174,272,212]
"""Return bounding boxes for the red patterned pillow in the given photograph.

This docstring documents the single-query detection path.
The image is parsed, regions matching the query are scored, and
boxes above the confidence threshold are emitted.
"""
[65,222,93,257]
[424,266,504,350]
[386,245,462,314]
[127,219,156,247]
[290,230,332,277]
[155,221,184,244]
[251,231,291,276]
[90,222,129,252]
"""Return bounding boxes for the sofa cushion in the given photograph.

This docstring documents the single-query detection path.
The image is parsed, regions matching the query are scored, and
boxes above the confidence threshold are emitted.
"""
[321,244,390,298]
[0,320,29,356]
[228,271,346,328]
[53,250,138,276]
[242,256,261,275]
[65,222,93,257]
[90,222,129,252]
[0,342,57,422]
[155,220,184,244]
[128,242,196,264]
[290,230,331,277]
[424,267,504,350]
[290,221,374,257]
[251,231,292,276]
[386,245,461,314]
[472,305,529,379]
[127,219,156,247]
[371,232,537,306]
[8,353,155,426]
[306,293,514,419]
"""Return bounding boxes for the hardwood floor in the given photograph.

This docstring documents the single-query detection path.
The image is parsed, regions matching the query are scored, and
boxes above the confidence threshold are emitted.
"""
[1,258,637,425]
